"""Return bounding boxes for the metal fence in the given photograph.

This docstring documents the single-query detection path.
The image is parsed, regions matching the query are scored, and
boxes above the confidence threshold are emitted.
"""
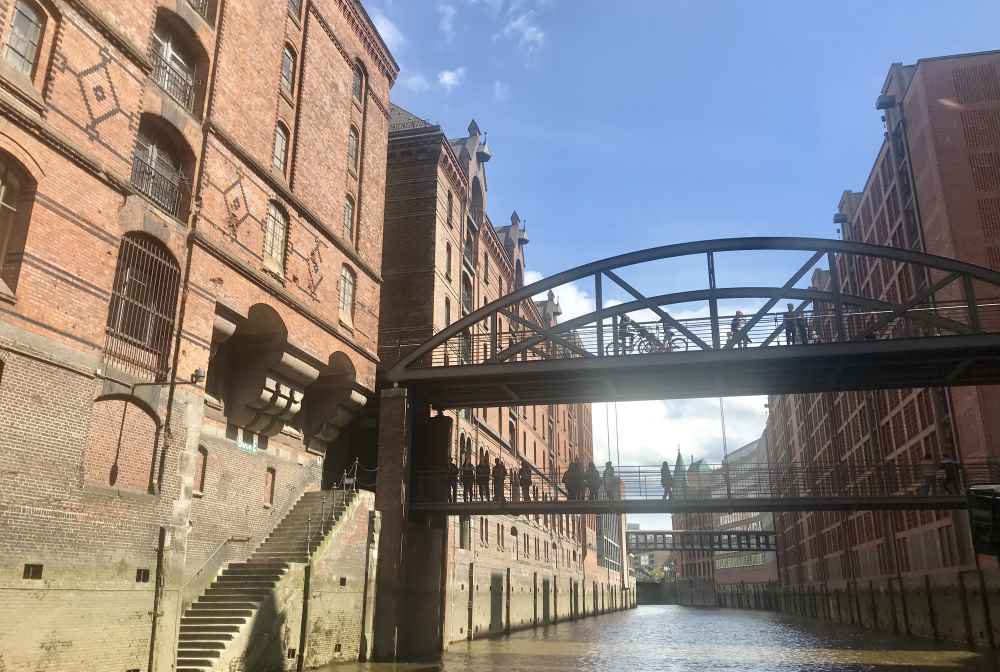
[413,460,1000,506]
[150,49,196,112]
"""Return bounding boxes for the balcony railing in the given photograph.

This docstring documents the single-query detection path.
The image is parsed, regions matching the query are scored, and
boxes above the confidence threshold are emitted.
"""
[150,50,196,112]
[186,0,210,20]
[131,155,188,219]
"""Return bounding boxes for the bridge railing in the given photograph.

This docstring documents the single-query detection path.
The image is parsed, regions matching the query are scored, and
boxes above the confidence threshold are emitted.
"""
[399,300,1000,370]
[413,461,1000,505]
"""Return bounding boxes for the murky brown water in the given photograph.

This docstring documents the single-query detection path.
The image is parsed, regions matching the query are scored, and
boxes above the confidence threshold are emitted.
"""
[328,605,1000,671]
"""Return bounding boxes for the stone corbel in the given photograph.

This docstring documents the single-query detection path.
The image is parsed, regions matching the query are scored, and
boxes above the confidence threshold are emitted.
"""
[227,343,320,438]
[303,374,369,454]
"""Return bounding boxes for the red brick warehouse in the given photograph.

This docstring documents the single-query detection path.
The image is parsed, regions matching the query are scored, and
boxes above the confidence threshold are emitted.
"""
[0,0,395,670]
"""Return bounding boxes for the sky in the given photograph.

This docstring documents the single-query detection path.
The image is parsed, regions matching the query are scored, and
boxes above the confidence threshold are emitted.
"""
[367,0,1000,528]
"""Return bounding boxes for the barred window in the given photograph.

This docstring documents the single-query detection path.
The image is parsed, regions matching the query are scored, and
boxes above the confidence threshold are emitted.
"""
[347,127,359,170]
[105,233,180,381]
[343,196,355,242]
[263,201,287,270]
[133,130,187,218]
[339,265,356,324]
[280,45,296,96]
[352,63,364,100]
[5,1,43,77]
[272,123,289,173]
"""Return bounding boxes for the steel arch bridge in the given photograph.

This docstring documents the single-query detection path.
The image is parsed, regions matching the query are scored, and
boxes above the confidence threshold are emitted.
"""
[386,237,1000,408]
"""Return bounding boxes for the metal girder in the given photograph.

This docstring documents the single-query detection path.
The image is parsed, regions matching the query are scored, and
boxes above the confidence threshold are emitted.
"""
[854,271,961,340]
[495,307,592,361]
[603,269,711,351]
[387,237,1000,382]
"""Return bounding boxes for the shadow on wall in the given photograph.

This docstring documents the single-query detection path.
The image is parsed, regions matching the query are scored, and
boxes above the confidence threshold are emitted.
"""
[241,592,289,671]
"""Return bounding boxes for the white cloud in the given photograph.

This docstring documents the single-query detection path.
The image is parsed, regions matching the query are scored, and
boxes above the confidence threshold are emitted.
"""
[399,72,431,92]
[525,271,595,322]
[438,66,467,92]
[503,11,545,52]
[493,80,511,101]
[437,3,457,41]
[370,8,406,53]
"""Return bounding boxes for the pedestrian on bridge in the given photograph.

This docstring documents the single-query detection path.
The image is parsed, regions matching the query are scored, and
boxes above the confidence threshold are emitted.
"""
[730,311,750,349]
[604,462,620,500]
[461,454,476,502]
[562,462,580,501]
[783,304,797,345]
[585,462,602,500]
[492,458,507,503]
[941,452,962,494]
[476,451,490,502]
[447,457,459,502]
[920,453,938,495]
[519,459,532,502]
[660,460,673,500]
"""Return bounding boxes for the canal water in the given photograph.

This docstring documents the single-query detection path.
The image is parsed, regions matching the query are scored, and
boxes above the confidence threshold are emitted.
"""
[330,605,1000,671]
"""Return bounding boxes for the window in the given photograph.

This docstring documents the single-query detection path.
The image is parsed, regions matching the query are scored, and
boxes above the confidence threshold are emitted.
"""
[483,254,490,284]
[288,0,301,18]
[343,196,355,242]
[444,297,451,326]
[135,568,150,583]
[151,27,196,110]
[0,156,33,295]
[352,63,364,101]
[22,563,42,580]
[445,243,452,281]
[280,45,296,96]
[133,129,187,218]
[446,191,453,227]
[264,467,275,505]
[347,127,359,171]
[5,1,42,77]
[263,201,288,271]
[195,446,208,495]
[339,265,356,324]
[105,233,181,381]
[272,123,289,173]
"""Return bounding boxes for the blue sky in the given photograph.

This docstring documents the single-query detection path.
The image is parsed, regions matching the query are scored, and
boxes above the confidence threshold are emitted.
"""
[368,0,1000,529]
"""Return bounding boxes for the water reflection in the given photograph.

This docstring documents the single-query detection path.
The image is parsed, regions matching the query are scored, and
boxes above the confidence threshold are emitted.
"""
[435,606,998,672]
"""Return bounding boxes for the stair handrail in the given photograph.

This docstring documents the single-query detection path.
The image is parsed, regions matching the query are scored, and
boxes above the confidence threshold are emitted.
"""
[181,535,251,607]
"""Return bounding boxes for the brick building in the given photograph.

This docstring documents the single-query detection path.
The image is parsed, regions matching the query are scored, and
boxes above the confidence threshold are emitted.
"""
[380,103,629,644]
[0,0,394,670]
[769,50,1000,588]
[671,452,717,581]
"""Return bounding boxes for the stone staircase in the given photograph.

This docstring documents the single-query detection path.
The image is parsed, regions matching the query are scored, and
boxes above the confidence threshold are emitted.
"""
[176,490,354,672]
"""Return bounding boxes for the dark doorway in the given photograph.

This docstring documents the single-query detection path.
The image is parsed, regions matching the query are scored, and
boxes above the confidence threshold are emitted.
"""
[541,578,551,624]
[489,572,504,633]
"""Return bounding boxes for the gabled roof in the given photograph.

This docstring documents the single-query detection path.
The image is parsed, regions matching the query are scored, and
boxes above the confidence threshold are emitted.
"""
[389,103,434,133]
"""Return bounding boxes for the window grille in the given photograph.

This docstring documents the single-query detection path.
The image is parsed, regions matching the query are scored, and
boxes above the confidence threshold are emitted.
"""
[339,265,355,322]
[5,1,42,77]
[104,234,180,381]
[132,133,187,218]
[272,124,289,172]
[151,32,196,111]
[263,201,287,270]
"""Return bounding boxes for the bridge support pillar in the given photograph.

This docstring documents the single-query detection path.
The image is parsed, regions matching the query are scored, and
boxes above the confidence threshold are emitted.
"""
[372,388,451,662]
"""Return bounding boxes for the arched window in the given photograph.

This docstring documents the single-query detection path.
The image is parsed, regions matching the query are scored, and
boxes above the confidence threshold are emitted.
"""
[347,126,359,170]
[5,1,44,78]
[352,62,364,101]
[263,201,287,271]
[445,243,452,281]
[339,265,356,324]
[461,273,473,314]
[0,155,36,296]
[446,191,453,227]
[195,446,208,495]
[264,467,276,505]
[272,122,289,173]
[105,233,181,381]
[151,23,196,110]
[342,195,355,242]
[133,125,189,218]
[280,45,296,96]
